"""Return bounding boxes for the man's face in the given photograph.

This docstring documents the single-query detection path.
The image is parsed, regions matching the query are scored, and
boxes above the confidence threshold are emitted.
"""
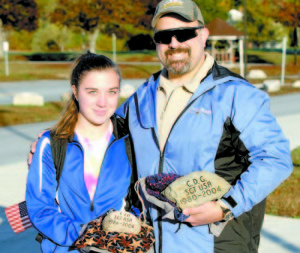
[155,15,209,79]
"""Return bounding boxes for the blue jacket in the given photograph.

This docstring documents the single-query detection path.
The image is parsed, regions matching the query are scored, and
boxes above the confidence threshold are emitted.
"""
[116,63,293,253]
[26,116,135,253]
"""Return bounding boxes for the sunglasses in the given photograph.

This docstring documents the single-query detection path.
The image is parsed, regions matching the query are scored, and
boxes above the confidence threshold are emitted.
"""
[153,26,204,45]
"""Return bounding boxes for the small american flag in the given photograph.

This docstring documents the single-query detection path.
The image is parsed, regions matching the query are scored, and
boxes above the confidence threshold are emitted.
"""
[5,201,32,233]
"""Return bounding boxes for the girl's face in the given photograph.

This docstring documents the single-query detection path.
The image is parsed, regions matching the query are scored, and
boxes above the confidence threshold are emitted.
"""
[72,69,120,127]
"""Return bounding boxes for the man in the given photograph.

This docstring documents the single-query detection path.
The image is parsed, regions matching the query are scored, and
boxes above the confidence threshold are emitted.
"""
[115,0,293,252]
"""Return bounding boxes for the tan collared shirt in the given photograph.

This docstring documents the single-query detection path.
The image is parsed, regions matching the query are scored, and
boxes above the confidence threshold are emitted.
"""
[156,52,214,151]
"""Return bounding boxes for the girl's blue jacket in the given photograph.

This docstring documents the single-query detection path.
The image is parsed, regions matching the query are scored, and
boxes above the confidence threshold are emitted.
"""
[26,116,137,253]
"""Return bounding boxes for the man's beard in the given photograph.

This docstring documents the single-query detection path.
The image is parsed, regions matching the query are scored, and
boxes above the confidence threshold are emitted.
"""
[164,47,191,77]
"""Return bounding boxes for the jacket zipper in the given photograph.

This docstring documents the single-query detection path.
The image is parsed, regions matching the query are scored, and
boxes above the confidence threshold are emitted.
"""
[155,98,199,253]
[91,138,117,213]
[151,128,164,253]
[75,137,117,215]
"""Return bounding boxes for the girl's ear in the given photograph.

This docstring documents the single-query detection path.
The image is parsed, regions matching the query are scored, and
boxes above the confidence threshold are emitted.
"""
[72,85,78,100]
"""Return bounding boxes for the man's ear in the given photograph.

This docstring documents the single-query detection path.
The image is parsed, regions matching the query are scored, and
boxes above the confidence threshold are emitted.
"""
[72,85,78,100]
[201,28,209,46]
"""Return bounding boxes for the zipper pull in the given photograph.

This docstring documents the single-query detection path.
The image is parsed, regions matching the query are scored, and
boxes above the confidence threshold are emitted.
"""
[90,201,94,212]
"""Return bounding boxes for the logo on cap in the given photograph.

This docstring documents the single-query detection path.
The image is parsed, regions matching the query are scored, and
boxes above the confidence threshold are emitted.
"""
[163,0,183,9]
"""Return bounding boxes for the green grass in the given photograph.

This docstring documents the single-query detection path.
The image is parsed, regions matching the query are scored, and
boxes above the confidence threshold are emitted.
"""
[0,61,162,81]
[0,102,65,127]
[1,50,161,81]
[0,97,127,127]
[96,50,159,62]
[266,165,300,218]
[7,50,159,63]
[291,147,300,166]
[247,49,300,66]
[0,62,73,81]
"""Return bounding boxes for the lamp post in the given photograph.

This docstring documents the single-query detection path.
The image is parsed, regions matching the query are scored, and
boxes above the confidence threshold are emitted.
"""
[243,0,247,76]
[112,33,116,63]
[281,36,287,86]
[3,41,9,76]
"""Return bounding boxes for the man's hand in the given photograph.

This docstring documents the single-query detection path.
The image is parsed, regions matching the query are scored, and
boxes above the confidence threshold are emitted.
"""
[182,201,223,226]
[27,130,46,168]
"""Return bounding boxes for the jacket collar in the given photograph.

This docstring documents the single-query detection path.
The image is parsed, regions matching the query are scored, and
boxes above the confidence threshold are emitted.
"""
[133,74,160,129]
[69,114,128,143]
[187,61,249,98]
[134,62,248,129]
[110,114,128,139]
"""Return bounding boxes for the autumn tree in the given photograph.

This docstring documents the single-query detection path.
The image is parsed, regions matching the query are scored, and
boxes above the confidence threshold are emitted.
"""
[138,0,231,29]
[134,0,160,30]
[233,0,286,47]
[194,0,231,24]
[49,0,145,53]
[231,0,242,8]
[274,0,300,65]
[33,0,73,52]
[0,0,38,56]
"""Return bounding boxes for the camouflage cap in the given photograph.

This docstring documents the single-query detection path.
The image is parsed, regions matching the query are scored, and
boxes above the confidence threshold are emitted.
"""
[151,0,204,28]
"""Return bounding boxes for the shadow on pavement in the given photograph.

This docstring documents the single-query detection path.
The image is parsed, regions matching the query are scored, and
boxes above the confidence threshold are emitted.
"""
[0,206,40,253]
[261,228,300,252]
[5,126,36,142]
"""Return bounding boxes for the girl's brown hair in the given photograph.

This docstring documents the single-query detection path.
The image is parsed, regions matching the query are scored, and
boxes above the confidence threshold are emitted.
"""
[51,52,121,140]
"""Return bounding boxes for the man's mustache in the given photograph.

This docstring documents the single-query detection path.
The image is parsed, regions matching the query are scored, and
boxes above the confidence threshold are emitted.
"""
[165,47,191,57]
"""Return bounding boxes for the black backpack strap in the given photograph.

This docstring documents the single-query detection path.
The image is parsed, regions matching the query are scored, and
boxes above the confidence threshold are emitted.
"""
[124,136,141,213]
[35,233,43,243]
[35,132,68,244]
[49,131,68,190]
[121,112,142,213]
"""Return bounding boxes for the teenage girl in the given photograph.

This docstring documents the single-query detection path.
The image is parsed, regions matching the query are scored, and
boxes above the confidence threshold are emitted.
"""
[26,52,137,253]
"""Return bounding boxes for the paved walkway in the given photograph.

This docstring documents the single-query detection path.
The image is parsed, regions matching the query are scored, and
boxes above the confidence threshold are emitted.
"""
[0,79,146,105]
[259,215,300,253]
